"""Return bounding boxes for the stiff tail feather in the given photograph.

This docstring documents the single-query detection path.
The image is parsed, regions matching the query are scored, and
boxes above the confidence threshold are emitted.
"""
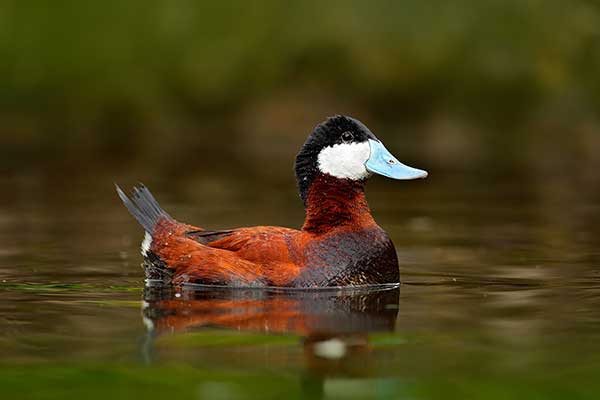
[116,184,172,234]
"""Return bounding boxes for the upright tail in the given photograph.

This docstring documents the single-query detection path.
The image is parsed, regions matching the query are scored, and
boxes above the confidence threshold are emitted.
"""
[116,184,172,234]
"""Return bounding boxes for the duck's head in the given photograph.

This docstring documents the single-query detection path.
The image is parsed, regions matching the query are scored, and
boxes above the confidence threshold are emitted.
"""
[295,115,428,205]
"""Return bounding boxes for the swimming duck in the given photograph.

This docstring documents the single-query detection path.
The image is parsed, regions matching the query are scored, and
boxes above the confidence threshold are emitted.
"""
[117,115,427,287]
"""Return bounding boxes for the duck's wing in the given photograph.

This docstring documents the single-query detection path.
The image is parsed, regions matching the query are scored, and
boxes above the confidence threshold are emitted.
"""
[185,229,235,245]
[153,221,302,286]
[191,226,299,253]
[197,226,303,286]
[150,221,266,285]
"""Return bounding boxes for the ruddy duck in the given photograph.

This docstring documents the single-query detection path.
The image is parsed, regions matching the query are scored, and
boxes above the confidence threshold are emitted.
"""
[117,115,427,287]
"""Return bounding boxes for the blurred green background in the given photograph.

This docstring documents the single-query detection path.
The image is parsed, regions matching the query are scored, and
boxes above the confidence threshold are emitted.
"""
[3,3,600,399]
[2,0,599,178]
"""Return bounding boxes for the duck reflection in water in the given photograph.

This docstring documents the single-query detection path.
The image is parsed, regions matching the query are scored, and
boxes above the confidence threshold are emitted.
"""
[142,286,400,396]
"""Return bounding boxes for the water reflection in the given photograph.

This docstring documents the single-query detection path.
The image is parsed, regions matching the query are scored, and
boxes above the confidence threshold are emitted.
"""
[143,286,399,335]
[142,286,400,394]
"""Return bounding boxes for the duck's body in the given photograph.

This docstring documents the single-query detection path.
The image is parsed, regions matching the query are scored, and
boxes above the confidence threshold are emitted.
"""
[118,116,427,288]
[130,177,398,287]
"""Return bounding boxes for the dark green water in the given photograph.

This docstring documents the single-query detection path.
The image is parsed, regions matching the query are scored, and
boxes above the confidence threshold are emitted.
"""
[1,163,600,399]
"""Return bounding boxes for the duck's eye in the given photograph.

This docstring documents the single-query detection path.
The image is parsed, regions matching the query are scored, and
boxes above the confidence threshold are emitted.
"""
[341,131,354,143]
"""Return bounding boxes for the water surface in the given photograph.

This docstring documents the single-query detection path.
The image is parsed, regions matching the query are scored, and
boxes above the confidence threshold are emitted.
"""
[1,164,600,399]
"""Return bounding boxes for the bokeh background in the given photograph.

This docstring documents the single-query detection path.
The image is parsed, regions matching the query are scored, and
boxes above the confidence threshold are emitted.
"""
[2,2,600,399]
[2,0,600,178]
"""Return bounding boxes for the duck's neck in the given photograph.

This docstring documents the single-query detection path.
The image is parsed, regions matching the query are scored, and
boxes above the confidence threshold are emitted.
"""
[301,174,376,234]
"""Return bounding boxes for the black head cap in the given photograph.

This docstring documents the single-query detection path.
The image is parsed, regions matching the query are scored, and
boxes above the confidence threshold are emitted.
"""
[294,115,378,206]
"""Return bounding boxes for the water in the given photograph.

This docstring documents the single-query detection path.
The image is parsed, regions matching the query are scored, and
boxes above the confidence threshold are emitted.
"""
[1,161,600,399]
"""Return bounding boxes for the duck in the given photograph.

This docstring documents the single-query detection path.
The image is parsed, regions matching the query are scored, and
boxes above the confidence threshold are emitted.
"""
[117,115,427,288]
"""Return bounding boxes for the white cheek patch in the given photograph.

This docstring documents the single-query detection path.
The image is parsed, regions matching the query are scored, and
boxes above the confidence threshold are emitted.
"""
[317,141,371,180]
[141,232,152,256]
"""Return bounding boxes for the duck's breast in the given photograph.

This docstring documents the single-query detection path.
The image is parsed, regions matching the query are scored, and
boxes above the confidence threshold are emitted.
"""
[293,227,399,287]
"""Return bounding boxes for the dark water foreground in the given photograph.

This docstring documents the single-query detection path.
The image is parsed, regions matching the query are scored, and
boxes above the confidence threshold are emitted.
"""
[1,167,600,399]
